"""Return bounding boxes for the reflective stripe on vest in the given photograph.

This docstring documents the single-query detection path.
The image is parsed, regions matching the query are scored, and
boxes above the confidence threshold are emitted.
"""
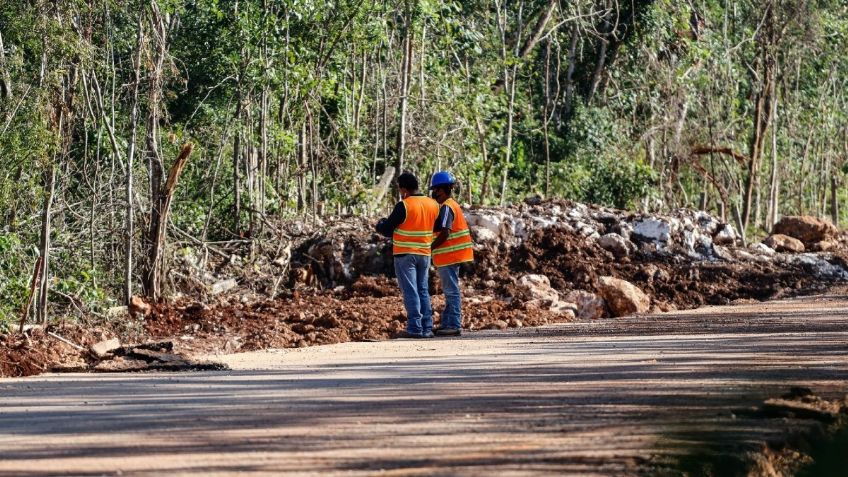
[432,198,474,267]
[392,196,440,256]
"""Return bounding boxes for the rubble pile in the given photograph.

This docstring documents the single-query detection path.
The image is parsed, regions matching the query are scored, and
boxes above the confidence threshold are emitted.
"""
[5,201,848,377]
[0,326,226,377]
[159,200,848,330]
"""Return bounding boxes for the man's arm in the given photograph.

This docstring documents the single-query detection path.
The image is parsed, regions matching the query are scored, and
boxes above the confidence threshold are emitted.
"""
[376,202,406,237]
[431,205,454,249]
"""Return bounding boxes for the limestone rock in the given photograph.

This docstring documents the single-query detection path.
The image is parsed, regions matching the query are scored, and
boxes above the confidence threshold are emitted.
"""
[597,233,633,258]
[517,274,559,308]
[550,301,578,318]
[106,306,128,319]
[713,224,738,245]
[211,278,238,295]
[763,234,805,254]
[632,218,672,244]
[810,240,838,252]
[564,290,607,320]
[90,338,122,359]
[773,216,838,245]
[470,226,499,243]
[597,276,650,317]
[751,243,776,256]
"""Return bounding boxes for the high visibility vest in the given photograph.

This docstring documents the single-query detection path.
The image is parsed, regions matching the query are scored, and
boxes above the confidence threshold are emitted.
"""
[392,195,440,256]
[432,198,474,267]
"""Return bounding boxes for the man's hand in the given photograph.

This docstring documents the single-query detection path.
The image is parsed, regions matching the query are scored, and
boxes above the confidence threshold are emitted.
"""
[431,228,450,250]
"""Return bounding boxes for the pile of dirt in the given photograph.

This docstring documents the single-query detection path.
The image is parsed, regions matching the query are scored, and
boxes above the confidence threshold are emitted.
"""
[0,325,223,377]
[485,224,842,311]
[143,276,567,356]
[7,200,848,377]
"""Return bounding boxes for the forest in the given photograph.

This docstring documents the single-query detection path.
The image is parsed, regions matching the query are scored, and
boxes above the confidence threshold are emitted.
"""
[1,0,847,328]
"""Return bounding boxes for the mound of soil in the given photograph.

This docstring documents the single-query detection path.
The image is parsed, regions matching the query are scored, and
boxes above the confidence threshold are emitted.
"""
[6,200,848,378]
[483,225,841,310]
[144,276,568,356]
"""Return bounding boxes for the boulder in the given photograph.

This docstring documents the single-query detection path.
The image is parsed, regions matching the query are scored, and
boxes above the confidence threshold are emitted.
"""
[550,301,578,318]
[90,338,122,359]
[106,306,128,319]
[763,234,805,254]
[517,274,559,308]
[810,240,838,252]
[470,226,499,243]
[597,276,651,317]
[597,233,633,258]
[751,243,776,256]
[210,278,238,295]
[773,216,838,245]
[129,296,151,317]
[713,224,738,245]
[632,218,672,244]
[564,290,607,320]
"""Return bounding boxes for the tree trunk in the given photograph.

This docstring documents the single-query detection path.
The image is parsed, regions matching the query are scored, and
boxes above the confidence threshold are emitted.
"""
[233,98,242,231]
[36,164,57,324]
[742,4,777,231]
[395,8,414,194]
[142,2,172,300]
[0,30,12,100]
[767,96,780,231]
[124,16,144,305]
[830,175,839,227]
[145,144,194,301]
[499,64,518,205]
[543,39,552,197]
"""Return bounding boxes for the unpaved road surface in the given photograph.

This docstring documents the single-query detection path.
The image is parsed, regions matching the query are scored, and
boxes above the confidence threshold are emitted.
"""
[2,296,847,476]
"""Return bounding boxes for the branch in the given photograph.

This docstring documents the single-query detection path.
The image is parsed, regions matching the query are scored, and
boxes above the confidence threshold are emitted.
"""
[690,145,750,165]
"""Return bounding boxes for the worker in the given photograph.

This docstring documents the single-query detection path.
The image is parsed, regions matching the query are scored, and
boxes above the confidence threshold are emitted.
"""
[429,171,474,336]
[376,172,441,338]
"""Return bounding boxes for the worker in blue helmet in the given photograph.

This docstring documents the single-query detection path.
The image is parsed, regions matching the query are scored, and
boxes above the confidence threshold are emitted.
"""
[429,171,474,336]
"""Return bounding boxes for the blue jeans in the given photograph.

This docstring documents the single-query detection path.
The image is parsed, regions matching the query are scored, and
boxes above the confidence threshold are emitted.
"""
[394,254,433,335]
[438,265,462,329]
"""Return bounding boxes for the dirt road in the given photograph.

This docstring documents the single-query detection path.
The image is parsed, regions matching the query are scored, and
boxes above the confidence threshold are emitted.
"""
[2,296,847,476]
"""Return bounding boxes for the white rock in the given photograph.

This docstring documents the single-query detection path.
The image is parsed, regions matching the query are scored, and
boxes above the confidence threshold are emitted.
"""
[565,290,607,320]
[598,233,631,258]
[549,302,577,318]
[518,274,559,307]
[713,245,734,261]
[211,278,238,295]
[471,226,499,243]
[633,218,672,244]
[695,211,720,235]
[751,243,776,256]
[714,224,738,245]
[90,338,122,359]
[106,306,128,319]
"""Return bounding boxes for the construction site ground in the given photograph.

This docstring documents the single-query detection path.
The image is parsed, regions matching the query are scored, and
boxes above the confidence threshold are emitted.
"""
[2,294,847,476]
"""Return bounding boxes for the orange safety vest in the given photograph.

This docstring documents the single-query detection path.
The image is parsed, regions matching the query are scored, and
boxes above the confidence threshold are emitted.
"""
[432,198,474,267]
[392,195,440,256]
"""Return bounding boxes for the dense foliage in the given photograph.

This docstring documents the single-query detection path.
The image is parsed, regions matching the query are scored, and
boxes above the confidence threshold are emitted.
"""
[1,0,847,325]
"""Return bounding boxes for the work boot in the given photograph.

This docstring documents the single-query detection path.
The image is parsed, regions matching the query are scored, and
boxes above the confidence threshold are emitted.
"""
[422,330,435,338]
[393,331,425,339]
[434,327,461,337]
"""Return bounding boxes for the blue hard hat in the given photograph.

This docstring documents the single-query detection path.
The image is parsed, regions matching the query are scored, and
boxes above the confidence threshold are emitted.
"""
[430,171,456,189]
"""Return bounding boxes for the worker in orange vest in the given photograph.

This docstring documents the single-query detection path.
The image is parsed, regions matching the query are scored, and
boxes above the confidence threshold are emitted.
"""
[376,172,441,338]
[429,171,474,336]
